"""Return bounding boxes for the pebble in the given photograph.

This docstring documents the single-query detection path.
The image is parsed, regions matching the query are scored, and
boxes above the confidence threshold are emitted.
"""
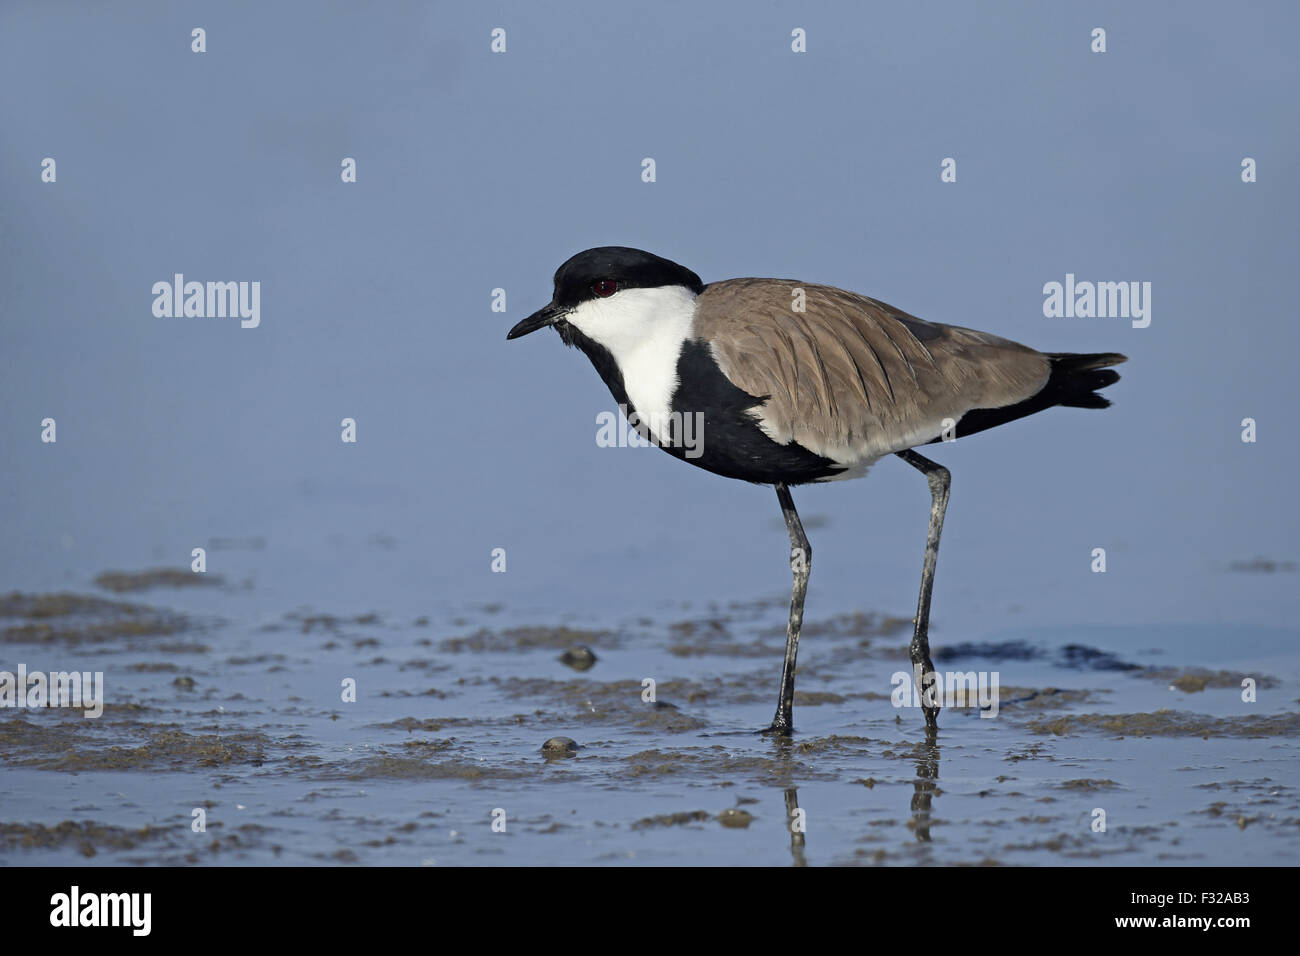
[558,645,597,671]
[542,736,579,758]
[718,808,754,829]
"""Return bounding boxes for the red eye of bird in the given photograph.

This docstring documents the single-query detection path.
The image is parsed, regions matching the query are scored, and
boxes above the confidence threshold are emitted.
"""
[592,279,618,298]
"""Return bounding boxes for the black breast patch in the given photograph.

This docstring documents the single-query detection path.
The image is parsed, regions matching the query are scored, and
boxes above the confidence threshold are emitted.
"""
[664,339,843,485]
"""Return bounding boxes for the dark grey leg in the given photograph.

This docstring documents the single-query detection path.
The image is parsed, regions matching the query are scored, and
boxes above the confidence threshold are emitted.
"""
[895,449,951,731]
[766,482,810,736]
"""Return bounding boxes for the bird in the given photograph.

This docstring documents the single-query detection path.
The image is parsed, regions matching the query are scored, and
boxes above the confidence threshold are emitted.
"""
[507,246,1126,735]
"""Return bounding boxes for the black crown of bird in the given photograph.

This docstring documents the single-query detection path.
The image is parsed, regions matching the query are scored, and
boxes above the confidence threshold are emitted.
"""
[509,246,1126,736]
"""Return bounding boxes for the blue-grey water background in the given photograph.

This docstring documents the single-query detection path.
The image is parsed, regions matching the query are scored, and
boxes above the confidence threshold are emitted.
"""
[1,1,1297,865]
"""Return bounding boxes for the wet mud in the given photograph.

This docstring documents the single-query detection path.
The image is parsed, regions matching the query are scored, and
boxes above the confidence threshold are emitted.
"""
[2,576,1298,865]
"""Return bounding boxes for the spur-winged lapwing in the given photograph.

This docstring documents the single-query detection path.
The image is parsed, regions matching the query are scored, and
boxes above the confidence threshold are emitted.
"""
[508,247,1126,735]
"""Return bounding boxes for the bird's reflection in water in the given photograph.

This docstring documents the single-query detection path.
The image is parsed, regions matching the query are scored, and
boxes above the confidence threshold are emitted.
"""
[766,726,940,863]
[784,786,807,867]
[766,739,808,866]
[909,727,941,843]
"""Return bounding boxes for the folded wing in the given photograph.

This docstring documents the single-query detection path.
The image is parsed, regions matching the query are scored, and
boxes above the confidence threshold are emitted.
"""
[694,278,1053,466]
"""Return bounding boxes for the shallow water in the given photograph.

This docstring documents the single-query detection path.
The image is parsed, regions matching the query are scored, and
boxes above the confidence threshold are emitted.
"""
[3,578,1296,866]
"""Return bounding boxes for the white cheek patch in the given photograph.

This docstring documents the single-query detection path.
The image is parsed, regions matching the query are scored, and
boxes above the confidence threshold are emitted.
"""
[566,285,699,442]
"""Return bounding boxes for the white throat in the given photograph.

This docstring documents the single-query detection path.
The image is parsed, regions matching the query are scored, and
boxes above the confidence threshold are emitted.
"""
[565,285,699,441]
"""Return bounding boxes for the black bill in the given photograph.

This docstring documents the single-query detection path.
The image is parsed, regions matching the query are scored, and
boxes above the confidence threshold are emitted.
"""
[507,303,567,340]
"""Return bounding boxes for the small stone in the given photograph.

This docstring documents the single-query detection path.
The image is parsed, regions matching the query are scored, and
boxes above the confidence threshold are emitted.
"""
[541,736,579,758]
[718,808,754,829]
[173,676,196,689]
[558,645,597,671]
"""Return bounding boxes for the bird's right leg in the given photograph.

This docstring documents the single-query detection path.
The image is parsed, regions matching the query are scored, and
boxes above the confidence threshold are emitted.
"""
[896,449,951,731]
[765,481,810,736]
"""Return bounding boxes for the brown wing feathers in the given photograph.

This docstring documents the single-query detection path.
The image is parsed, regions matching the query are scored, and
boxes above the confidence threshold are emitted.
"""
[694,279,1078,461]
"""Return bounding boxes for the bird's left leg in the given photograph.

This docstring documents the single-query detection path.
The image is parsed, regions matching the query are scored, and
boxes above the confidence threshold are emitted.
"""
[766,481,810,736]
[895,449,951,731]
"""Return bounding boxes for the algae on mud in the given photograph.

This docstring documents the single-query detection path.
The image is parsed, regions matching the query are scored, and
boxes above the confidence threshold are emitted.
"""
[2,587,1299,865]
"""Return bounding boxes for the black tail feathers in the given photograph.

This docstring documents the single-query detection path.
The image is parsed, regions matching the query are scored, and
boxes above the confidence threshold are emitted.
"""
[1046,352,1127,409]
[927,351,1127,444]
